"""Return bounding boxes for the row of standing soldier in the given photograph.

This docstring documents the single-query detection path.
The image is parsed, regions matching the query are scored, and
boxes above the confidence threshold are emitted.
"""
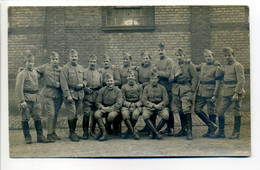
[15,44,245,144]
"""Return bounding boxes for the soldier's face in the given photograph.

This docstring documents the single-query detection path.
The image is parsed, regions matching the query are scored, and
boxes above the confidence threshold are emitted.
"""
[127,73,136,84]
[150,76,159,86]
[106,78,114,88]
[70,54,78,64]
[123,57,131,66]
[225,53,234,63]
[177,54,185,62]
[159,48,166,58]
[89,59,97,68]
[51,56,59,66]
[143,55,151,65]
[103,59,110,68]
[25,60,34,70]
[204,54,214,64]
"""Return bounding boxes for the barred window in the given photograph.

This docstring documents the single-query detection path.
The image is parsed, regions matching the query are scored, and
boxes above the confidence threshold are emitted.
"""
[102,7,155,31]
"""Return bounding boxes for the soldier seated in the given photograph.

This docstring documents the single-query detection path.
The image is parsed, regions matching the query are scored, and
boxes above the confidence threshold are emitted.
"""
[121,71,142,140]
[94,74,122,141]
[142,72,169,140]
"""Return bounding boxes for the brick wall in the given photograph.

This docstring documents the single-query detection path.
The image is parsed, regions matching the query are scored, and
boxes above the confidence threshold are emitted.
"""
[8,6,250,77]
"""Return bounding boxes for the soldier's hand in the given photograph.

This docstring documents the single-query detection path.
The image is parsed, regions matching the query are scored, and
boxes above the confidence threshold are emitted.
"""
[67,96,73,103]
[210,96,217,103]
[106,107,113,112]
[55,82,60,88]
[20,102,27,108]
[168,75,175,83]
[85,87,94,94]
[232,93,239,101]
[76,84,84,89]
[153,104,160,110]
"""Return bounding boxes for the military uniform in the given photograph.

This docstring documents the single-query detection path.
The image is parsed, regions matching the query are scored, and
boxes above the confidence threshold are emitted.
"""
[213,47,245,139]
[82,67,103,139]
[142,81,169,140]
[119,65,138,86]
[171,60,198,140]
[99,65,121,87]
[36,62,63,141]
[194,56,222,137]
[137,62,154,88]
[15,54,48,144]
[60,50,87,142]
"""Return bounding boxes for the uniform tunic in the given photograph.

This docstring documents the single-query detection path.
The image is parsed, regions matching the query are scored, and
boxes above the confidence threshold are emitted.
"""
[142,83,169,120]
[36,64,63,120]
[94,86,122,122]
[121,83,142,120]
[60,62,87,120]
[194,62,223,115]
[83,68,103,116]
[15,68,42,121]
[137,63,154,88]
[172,61,198,114]
[99,65,121,86]
[218,60,245,116]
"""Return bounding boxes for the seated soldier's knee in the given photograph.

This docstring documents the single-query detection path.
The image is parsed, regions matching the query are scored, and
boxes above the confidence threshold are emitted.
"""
[94,110,102,119]
[108,111,118,122]
[132,110,140,120]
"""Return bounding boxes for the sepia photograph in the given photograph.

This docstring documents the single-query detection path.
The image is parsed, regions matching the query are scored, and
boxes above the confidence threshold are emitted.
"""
[7,5,251,159]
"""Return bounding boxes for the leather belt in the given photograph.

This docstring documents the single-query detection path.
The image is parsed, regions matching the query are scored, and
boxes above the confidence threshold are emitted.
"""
[173,80,191,85]
[69,85,84,91]
[224,81,237,84]
[200,81,216,85]
[23,90,38,94]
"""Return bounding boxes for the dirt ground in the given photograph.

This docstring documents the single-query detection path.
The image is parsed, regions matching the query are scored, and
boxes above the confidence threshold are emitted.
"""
[9,124,250,158]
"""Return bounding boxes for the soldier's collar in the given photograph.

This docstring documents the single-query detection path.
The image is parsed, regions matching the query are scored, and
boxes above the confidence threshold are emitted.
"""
[70,62,77,66]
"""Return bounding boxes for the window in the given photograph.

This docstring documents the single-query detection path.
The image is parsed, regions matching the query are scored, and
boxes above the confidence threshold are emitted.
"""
[102,6,155,31]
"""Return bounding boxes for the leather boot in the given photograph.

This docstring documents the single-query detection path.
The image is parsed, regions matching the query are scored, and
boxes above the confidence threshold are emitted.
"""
[209,115,217,124]
[156,119,167,132]
[229,116,241,139]
[196,111,217,138]
[106,119,113,135]
[166,111,174,136]
[52,117,61,140]
[124,119,139,140]
[90,115,97,138]
[82,116,89,140]
[22,121,32,144]
[145,119,161,140]
[34,120,49,143]
[211,116,225,138]
[174,111,187,137]
[47,119,55,142]
[202,113,216,137]
[113,115,122,135]
[68,119,79,142]
[185,113,193,140]
[96,118,108,141]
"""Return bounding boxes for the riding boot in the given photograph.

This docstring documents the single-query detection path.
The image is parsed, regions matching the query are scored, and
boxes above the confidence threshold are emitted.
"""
[211,116,225,138]
[22,121,32,144]
[68,119,79,142]
[34,120,49,143]
[166,111,174,136]
[90,115,97,137]
[47,119,55,142]
[52,117,61,140]
[174,111,187,137]
[156,119,167,132]
[209,115,217,124]
[82,116,90,140]
[196,111,217,138]
[185,113,193,140]
[96,118,108,141]
[124,119,139,140]
[113,115,122,135]
[106,119,113,135]
[145,119,161,140]
[229,116,241,139]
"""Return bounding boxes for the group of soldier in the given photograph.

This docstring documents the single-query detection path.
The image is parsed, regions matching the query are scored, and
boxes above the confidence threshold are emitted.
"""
[15,43,245,144]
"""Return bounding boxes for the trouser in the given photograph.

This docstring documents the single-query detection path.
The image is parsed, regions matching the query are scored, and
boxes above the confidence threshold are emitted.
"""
[19,101,42,121]
[194,96,216,116]
[64,98,83,121]
[217,95,243,117]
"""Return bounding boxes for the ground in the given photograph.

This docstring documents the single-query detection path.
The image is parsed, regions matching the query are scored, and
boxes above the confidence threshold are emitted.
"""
[9,124,250,158]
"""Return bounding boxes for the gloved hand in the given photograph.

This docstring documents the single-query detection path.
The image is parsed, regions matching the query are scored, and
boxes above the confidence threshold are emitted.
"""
[67,96,73,103]
[232,93,239,101]
[20,102,27,108]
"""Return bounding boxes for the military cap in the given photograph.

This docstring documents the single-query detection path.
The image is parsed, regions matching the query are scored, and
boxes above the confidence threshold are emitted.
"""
[203,49,213,56]
[123,52,132,60]
[50,51,59,59]
[24,53,35,63]
[127,70,136,76]
[69,49,78,56]
[151,71,158,78]
[223,47,234,54]
[175,48,184,55]
[89,53,97,60]
[105,73,114,81]
[159,43,165,50]
[102,54,110,60]
[141,51,152,59]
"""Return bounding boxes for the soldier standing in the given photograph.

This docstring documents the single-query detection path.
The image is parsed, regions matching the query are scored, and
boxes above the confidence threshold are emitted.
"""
[36,51,63,142]
[121,71,141,140]
[60,49,87,142]
[142,72,169,140]
[15,53,49,144]
[154,43,175,136]
[82,53,103,140]
[94,74,122,141]
[169,48,198,140]
[194,49,220,137]
[212,47,245,139]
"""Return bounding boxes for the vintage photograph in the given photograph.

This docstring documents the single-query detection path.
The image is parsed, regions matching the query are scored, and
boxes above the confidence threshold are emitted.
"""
[8,6,250,158]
